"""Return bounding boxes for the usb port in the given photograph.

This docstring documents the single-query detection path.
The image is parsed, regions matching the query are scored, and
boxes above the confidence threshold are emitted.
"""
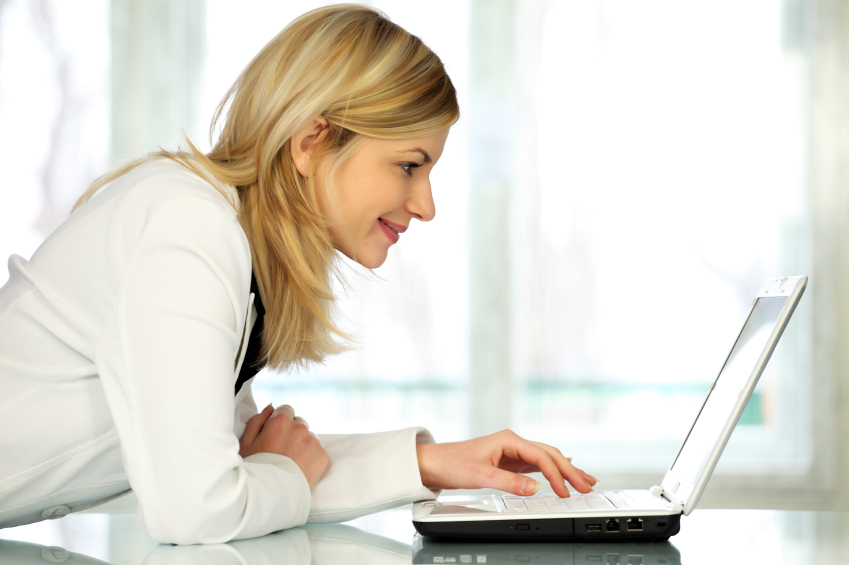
[586,524,602,532]
[626,518,643,531]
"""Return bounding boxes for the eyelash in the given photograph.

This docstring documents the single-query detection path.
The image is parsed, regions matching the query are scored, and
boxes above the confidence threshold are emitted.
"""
[401,163,422,177]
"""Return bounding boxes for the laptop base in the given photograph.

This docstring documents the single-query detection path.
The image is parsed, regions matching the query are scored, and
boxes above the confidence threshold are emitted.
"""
[413,514,681,542]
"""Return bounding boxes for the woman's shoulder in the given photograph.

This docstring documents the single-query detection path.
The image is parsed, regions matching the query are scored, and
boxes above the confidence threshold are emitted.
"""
[109,158,240,217]
[62,158,249,264]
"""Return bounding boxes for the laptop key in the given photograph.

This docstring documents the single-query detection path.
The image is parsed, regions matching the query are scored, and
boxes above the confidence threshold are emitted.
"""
[524,498,548,511]
[544,498,568,511]
[503,498,528,511]
[565,499,590,511]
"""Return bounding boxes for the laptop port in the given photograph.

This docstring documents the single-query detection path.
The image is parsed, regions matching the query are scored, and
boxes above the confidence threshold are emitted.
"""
[605,518,620,532]
[657,521,667,528]
[626,518,643,531]
[606,554,620,564]
[627,556,644,565]
[586,524,602,532]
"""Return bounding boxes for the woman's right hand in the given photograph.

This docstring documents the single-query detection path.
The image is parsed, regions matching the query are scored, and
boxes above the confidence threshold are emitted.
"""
[239,404,329,489]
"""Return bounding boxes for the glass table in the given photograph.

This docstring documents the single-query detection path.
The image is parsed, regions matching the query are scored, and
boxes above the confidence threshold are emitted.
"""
[1,502,847,564]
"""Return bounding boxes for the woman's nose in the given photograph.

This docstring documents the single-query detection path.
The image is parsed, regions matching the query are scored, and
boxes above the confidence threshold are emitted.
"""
[407,180,435,222]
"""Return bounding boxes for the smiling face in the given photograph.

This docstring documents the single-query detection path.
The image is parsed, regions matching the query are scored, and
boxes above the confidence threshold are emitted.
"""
[313,129,450,268]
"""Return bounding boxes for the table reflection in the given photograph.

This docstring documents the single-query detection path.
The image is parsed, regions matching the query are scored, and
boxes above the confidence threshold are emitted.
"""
[1,539,111,565]
[145,525,411,564]
[0,509,846,565]
[2,523,680,565]
[413,537,680,565]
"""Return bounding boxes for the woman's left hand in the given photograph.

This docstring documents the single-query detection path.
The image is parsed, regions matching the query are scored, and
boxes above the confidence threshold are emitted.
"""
[415,430,598,497]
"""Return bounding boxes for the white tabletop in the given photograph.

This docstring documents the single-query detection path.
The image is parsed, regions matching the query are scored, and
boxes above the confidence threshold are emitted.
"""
[1,501,847,564]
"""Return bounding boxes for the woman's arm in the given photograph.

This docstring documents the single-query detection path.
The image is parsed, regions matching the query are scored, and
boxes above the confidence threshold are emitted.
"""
[94,175,313,544]
[306,427,439,524]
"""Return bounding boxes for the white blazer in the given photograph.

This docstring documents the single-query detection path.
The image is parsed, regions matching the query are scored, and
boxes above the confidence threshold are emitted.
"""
[0,159,437,544]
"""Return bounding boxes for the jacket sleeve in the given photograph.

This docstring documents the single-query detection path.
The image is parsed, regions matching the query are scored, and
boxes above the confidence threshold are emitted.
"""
[93,193,311,544]
[233,378,438,524]
[307,427,439,524]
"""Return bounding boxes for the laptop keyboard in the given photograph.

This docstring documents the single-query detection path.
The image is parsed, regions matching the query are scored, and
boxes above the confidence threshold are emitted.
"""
[502,491,635,512]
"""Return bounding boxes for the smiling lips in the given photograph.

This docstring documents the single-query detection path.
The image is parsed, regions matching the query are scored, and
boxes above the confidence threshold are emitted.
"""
[378,218,406,244]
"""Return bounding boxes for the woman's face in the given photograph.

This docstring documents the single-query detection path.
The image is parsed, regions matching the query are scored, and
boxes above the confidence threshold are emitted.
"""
[314,129,450,268]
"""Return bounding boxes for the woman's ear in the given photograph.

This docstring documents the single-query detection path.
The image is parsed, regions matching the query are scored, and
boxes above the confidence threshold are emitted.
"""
[291,116,330,177]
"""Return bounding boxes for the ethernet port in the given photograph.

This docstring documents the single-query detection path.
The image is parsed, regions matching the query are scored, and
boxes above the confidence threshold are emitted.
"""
[605,518,620,532]
[626,518,643,531]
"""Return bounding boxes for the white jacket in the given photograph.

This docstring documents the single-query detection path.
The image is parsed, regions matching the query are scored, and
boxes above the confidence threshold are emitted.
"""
[0,159,437,544]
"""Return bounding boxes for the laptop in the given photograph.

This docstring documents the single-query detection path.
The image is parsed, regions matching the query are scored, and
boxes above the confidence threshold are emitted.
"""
[413,276,807,542]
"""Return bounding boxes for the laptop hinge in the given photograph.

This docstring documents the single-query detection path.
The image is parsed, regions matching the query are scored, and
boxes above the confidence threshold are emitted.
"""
[651,486,684,512]
[660,493,684,513]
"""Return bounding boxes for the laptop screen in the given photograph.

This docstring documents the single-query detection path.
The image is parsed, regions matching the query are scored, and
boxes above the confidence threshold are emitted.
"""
[669,296,787,484]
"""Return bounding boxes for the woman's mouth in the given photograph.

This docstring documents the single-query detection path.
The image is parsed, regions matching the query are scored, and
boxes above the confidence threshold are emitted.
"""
[378,218,401,244]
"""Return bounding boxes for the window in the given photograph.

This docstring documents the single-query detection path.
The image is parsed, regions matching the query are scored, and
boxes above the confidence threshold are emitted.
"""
[510,0,812,477]
[2,0,844,508]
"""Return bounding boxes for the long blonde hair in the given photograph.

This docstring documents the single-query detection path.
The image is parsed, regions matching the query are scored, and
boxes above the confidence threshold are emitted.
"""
[72,4,460,371]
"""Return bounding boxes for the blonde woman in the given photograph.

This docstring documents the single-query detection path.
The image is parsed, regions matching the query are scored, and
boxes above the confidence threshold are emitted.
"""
[0,5,596,544]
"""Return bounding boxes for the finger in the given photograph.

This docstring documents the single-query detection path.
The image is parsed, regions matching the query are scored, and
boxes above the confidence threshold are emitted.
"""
[272,404,296,420]
[505,440,570,498]
[489,468,541,496]
[555,459,593,493]
[532,443,593,494]
[581,470,599,487]
[241,404,274,447]
[293,416,309,430]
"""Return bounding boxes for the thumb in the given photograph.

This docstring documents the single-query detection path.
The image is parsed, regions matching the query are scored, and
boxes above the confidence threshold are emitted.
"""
[489,469,541,496]
[241,404,274,447]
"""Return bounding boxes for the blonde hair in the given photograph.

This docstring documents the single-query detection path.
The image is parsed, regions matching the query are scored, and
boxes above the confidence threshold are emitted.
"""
[72,4,459,371]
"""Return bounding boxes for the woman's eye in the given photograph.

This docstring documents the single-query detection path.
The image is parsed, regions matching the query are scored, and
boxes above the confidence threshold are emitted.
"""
[401,163,422,177]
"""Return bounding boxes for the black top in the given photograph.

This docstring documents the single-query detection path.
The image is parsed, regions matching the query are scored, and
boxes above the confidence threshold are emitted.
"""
[235,273,266,396]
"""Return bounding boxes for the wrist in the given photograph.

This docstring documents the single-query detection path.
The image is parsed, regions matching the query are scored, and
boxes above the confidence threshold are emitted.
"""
[416,443,436,488]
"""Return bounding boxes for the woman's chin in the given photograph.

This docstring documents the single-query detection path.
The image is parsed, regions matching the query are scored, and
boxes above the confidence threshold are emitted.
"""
[334,242,390,269]
[355,247,389,269]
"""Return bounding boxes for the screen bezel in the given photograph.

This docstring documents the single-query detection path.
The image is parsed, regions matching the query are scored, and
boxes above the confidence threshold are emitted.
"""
[659,276,807,515]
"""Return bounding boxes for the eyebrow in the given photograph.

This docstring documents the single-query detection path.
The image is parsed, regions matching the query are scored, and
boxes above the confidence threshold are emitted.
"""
[397,148,432,164]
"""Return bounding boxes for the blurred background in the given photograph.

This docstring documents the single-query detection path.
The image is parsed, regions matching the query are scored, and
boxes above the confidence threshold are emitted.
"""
[0,0,846,513]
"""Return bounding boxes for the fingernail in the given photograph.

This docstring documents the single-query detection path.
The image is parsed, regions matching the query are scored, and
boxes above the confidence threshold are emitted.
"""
[264,403,273,412]
[522,478,541,495]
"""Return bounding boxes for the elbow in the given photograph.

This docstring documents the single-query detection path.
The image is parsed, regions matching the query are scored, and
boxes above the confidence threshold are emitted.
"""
[137,496,241,545]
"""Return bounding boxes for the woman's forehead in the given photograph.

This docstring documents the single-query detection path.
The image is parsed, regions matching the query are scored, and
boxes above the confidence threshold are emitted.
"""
[363,130,450,157]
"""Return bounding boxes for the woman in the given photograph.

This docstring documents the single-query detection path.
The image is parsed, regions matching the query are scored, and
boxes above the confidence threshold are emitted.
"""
[0,5,596,544]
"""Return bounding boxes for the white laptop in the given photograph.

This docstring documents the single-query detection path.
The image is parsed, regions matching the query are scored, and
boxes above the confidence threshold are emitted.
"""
[413,276,807,542]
